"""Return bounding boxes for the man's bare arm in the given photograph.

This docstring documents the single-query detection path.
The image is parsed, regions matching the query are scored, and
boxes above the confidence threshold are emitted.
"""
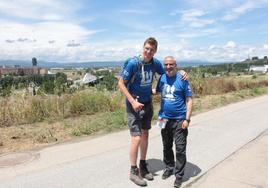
[118,77,144,111]
[185,96,193,120]
[182,96,193,129]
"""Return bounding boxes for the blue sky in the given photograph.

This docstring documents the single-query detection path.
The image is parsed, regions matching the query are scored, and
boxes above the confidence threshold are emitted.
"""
[0,0,268,63]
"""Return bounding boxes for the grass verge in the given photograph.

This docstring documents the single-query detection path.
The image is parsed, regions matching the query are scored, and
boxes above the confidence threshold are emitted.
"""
[1,86,268,154]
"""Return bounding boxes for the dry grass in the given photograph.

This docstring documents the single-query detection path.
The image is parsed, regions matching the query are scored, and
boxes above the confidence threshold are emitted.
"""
[191,74,268,96]
[0,74,268,154]
[0,89,123,127]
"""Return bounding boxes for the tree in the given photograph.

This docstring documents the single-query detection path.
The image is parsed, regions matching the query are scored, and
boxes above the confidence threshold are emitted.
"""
[55,73,67,95]
[41,80,55,94]
[97,72,117,91]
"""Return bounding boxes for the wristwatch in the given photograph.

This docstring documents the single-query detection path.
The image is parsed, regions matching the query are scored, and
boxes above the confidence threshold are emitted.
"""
[185,119,191,123]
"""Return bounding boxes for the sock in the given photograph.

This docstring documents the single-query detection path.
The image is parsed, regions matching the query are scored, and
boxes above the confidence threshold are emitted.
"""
[131,165,138,170]
[140,160,146,166]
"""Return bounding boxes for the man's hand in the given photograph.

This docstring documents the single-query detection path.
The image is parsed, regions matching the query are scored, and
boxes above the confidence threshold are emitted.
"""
[152,88,156,95]
[179,70,188,80]
[131,100,144,111]
[181,120,189,129]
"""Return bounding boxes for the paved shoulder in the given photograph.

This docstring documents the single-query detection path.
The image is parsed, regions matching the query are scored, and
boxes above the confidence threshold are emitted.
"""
[188,129,268,188]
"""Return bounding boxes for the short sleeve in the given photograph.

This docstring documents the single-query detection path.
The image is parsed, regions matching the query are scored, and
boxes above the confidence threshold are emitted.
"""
[154,59,165,75]
[183,81,193,97]
[156,75,163,93]
[121,58,136,82]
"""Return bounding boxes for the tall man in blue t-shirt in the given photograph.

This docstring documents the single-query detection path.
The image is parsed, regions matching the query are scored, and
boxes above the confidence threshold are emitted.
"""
[156,56,193,188]
[118,37,165,186]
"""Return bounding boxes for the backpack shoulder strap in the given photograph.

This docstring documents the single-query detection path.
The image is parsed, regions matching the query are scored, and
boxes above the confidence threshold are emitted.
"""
[130,56,142,83]
[151,58,157,80]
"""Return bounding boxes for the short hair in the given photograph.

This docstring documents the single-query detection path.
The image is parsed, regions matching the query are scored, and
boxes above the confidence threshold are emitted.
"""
[143,37,158,50]
[164,56,176,64]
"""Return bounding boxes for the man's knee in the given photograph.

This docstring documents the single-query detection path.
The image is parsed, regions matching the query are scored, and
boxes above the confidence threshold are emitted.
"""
[141,129,149,136]
[132,135,142,143]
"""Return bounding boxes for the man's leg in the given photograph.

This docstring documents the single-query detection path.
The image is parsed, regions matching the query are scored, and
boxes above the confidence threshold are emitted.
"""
[130,135,141,166]
[129,134,147,186]
[139,102,154,181]
[161,122,175,179]
[127,102,147,186]
[139,129,153,180]
[140,129,148,160]
[173,121,188,188]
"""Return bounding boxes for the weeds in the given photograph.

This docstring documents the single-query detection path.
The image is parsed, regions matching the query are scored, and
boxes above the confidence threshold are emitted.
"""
[0,89,122,127]
[1,75,268,128]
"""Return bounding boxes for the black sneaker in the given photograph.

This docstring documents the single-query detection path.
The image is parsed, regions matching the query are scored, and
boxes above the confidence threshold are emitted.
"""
[130,167,147,186]
[174,177,182,188]
[162,169,173,180]
[139,163,154,181]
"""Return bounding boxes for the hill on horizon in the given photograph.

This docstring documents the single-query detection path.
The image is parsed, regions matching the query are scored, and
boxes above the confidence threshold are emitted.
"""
[0,59,231,68]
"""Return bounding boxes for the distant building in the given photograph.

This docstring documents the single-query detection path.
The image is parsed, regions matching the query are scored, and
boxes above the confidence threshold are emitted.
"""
[32,57,37,66]
[82,73,98,84]
[249,65,268,73]
[0,58,48,77]
[71,73,103,88]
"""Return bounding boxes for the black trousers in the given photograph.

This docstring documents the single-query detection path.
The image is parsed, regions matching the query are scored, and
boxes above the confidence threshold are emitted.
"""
[161,120,188,179]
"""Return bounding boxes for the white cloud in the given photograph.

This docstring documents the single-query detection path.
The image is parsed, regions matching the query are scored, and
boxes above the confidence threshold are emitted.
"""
[186,0,237,10]
[181,9,205,19]
[177,28,219,39]
[0,20,105,61]
[248,47,256,53]
[233,1,257,14]
[0,0,77,21]
[0,21,96,44]
[209,45,221,50]
[1,32,267,62]
[263,44,268,49]
[224,41,236,49]
[222,1,268,21]
[180,9,214,28]
[189,19,214,28]
[42,14,64,21]
[222,13,237,21]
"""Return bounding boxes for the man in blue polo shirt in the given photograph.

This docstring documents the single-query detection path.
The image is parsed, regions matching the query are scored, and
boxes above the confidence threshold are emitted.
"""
[156,56,193,188]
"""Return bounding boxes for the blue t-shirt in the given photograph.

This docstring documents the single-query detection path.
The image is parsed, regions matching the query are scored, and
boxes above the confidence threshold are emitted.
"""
[156,73,192,120]
[121,57,165,103]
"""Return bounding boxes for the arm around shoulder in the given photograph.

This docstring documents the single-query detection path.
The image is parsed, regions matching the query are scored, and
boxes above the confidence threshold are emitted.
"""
[179,70,188,80]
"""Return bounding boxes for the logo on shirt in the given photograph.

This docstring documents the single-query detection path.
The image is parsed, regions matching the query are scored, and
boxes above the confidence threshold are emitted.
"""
[163,84,175,101]
[187,85,192,92]
[140,70,153,87]
[123,70,129,76]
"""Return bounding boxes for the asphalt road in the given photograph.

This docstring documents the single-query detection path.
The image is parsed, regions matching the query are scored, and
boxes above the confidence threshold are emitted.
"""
[0,95,268,188]
[188,129,268,188]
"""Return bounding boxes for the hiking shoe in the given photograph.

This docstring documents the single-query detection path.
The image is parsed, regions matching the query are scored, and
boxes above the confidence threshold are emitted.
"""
[162,169,173,180]
[174,177,182,188]
[139,163,154,181]
[130,167,147,186]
